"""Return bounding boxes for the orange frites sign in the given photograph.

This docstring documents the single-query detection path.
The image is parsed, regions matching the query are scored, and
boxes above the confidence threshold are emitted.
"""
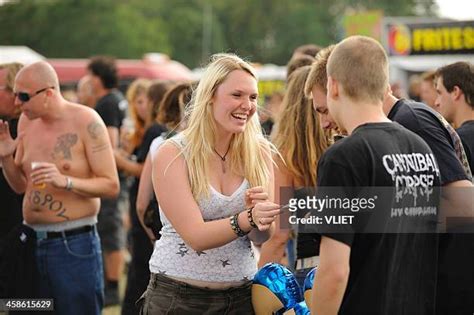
[387,21,474,56]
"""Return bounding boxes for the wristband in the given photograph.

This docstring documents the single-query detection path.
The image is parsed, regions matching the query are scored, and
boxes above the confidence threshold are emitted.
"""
[247,207,258,228]
[230,213,248,237]
[65,177,73,191]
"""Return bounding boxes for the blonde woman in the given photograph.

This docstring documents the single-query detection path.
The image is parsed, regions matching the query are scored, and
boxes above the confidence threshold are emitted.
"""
[140,54,281,313]
[258,66,329,285]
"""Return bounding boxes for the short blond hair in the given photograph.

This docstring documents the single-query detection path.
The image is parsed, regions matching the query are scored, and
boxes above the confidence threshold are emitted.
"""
[304,45,335,98]
[327,36,388,103]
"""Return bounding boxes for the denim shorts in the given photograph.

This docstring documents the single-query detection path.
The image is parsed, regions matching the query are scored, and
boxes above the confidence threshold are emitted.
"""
[137,273,254,315]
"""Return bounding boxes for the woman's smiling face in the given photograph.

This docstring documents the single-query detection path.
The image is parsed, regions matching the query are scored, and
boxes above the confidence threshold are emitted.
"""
[212,69,258,135]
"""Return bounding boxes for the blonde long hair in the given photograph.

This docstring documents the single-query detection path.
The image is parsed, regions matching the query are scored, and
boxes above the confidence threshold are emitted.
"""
[180,53,272,199]
[272,66,328,187]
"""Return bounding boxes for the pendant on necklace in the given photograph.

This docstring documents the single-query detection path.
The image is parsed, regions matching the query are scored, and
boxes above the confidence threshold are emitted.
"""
[214,147,230,174]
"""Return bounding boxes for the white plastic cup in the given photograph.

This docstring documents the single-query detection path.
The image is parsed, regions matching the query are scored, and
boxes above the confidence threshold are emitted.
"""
[31,161,46,189]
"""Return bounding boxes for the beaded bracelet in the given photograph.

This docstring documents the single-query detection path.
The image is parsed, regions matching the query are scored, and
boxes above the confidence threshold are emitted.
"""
[230,213,248,237]
[247,207,258,228]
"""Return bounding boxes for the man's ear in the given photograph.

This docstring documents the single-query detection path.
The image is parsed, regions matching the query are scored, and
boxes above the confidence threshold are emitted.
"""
[46,88,55,97]
[327,76,339,100]
[451,85,463,102]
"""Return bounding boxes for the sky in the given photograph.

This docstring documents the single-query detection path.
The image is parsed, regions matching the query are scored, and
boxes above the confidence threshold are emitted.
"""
[435,0,474,20]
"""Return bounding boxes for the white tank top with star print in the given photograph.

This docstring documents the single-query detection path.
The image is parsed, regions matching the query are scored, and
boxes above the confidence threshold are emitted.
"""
[148,134,257,282]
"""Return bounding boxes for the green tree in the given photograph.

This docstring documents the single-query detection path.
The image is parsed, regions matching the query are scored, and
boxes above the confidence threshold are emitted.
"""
[0,0,437,67]
[0,0,170,59]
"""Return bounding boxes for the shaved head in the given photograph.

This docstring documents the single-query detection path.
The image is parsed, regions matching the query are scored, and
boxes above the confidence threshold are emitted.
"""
[15,61,60,92]
[327,36,388,103]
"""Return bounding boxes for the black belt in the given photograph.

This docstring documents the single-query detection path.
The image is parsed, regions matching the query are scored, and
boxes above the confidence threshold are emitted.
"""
[40,225,94,239]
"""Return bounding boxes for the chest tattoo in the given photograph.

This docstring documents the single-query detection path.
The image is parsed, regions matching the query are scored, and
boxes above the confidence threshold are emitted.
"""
[51,133,78,160]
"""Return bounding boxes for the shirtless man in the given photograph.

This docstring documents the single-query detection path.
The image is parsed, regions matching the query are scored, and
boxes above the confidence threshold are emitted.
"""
[0,61,119,314]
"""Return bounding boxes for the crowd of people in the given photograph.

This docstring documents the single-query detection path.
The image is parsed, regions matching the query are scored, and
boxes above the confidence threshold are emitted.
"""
[0,35,473,315]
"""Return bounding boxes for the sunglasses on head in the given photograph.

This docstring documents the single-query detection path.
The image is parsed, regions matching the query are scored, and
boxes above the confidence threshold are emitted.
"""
[15,86,54,102]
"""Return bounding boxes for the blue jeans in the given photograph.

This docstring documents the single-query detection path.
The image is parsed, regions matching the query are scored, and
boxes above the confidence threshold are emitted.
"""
[35,228,104,314]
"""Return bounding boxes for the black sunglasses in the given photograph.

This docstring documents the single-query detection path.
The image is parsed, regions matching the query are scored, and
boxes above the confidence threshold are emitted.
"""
[15,86,54,102]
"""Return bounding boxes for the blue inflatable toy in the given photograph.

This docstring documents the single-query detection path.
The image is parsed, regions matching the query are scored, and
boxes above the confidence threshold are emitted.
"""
[252,263,310,315]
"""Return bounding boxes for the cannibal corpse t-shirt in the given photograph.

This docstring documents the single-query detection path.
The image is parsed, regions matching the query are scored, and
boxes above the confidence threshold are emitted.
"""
[315,122,440,315]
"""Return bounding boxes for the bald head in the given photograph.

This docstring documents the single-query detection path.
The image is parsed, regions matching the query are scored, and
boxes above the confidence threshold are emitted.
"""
[15,61,60,92]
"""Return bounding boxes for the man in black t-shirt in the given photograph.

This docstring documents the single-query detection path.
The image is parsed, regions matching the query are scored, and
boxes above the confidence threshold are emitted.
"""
[385,96,470,184]
[432,61,474,315]
[88,56,128,306]
[435,61,474,171]
[88,57,128,146]
[309,36,440,315]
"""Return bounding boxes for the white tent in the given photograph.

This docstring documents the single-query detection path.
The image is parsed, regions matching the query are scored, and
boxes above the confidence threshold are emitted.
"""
[389,54,474,93]
[0,46,45,65]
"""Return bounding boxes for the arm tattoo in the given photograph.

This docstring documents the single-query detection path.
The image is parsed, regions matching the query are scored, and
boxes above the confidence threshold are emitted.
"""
[92,143,109,153]
[51,133,78,160]
[88,121,110,153]
[87,121,103,140]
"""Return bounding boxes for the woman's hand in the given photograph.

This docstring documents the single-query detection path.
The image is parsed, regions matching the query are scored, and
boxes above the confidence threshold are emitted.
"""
[251,201,281,231]
[245,186,269,208]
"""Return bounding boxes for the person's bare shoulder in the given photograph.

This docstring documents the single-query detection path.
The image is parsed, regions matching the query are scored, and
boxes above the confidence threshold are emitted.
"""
[67,102,100,120]
[66,103,105,131]
[155,140,184,163]
[153,140,189,191]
